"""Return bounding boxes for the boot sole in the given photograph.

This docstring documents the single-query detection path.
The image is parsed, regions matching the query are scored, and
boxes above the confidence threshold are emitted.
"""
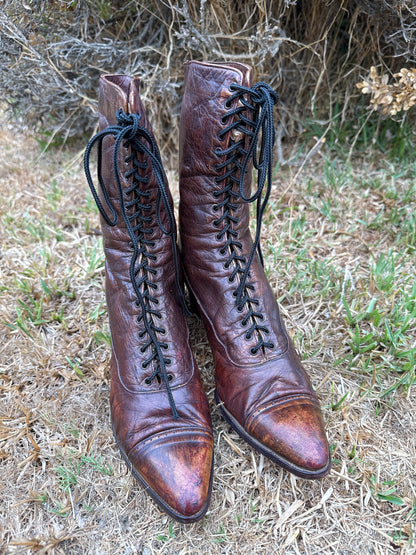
[112,425,214,523]
[214,391,331,480]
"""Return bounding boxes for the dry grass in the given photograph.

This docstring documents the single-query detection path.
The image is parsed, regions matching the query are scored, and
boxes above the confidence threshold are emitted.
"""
[1,114,415,554]
[1,0,415,150]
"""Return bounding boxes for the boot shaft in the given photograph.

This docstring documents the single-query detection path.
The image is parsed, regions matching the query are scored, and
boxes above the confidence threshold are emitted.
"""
[179,61,253,230]
[85,75,191,400]
[179,61,288,363]
[98,75,175,255]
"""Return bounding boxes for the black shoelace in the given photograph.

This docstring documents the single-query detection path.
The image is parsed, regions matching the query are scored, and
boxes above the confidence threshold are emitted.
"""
[84,109,186,419]
[214,82,278,355]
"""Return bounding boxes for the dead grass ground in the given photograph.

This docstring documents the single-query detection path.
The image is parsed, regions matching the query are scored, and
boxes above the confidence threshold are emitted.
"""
[0,117,415,554]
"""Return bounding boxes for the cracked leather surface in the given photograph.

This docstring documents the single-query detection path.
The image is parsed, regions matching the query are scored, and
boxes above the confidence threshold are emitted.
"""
[96,74,213,520]
[179,61,330,477]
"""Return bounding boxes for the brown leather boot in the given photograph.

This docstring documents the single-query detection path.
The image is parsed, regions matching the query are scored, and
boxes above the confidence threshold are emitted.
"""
[179,61,330,479]
[84,75,213,522]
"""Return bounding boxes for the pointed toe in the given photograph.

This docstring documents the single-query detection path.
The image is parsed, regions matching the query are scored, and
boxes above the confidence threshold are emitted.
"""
[248,397,330,478]
[128,429,213,522]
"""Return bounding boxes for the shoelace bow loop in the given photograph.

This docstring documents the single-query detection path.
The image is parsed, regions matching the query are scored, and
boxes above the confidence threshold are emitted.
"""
[84,108,187,419]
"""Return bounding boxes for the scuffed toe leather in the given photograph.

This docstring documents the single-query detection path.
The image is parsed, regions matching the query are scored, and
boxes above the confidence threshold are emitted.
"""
[128,429,213,522]
[247,397,331,477]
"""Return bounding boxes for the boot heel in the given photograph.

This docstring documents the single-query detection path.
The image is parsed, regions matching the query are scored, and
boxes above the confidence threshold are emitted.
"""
[187,286,199,315]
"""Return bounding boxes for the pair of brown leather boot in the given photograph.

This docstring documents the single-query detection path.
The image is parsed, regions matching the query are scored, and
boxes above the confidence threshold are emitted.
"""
[84,61,330,523]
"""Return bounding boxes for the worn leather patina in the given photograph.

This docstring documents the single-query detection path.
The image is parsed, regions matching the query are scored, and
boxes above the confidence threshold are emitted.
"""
[86,75,213,522]
[179,61,330,479]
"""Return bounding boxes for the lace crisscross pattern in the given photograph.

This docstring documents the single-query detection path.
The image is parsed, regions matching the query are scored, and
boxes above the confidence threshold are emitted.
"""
[214,82,279,356]
[84,109,185,418]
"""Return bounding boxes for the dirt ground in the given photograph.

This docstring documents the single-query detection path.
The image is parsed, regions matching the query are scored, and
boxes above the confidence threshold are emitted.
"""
[0,117,415,554]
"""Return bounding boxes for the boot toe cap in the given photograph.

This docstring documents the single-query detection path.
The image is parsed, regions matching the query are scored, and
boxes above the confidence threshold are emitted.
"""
[248,398,330,477]
[127,429,213,522]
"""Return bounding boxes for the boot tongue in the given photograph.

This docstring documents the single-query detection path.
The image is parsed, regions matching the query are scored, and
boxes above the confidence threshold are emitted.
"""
[98,74,153,142]
[128,77,141,114]
[128,79,153,135]
[98,75,132,127]
[99,74,144,119]
[225,62,253,87]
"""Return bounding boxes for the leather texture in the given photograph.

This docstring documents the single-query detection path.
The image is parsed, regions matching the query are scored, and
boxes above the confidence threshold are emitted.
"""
[179,61,330,479]
[96,75,213,521]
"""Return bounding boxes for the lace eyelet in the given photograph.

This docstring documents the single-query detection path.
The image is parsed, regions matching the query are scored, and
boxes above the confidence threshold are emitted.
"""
[140,346,146,353]
[237,306,244,313]
[165,359,172,366]
[228,275,235,283]
[221,115,228,124]
[167,373,174,382]
[245,333,252,340]
[216,233,222,241]
[212,205,219,212]
[128,241,134,250]
[144,376,152,385]
[250,347,258,355]
[142,361,149,369]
